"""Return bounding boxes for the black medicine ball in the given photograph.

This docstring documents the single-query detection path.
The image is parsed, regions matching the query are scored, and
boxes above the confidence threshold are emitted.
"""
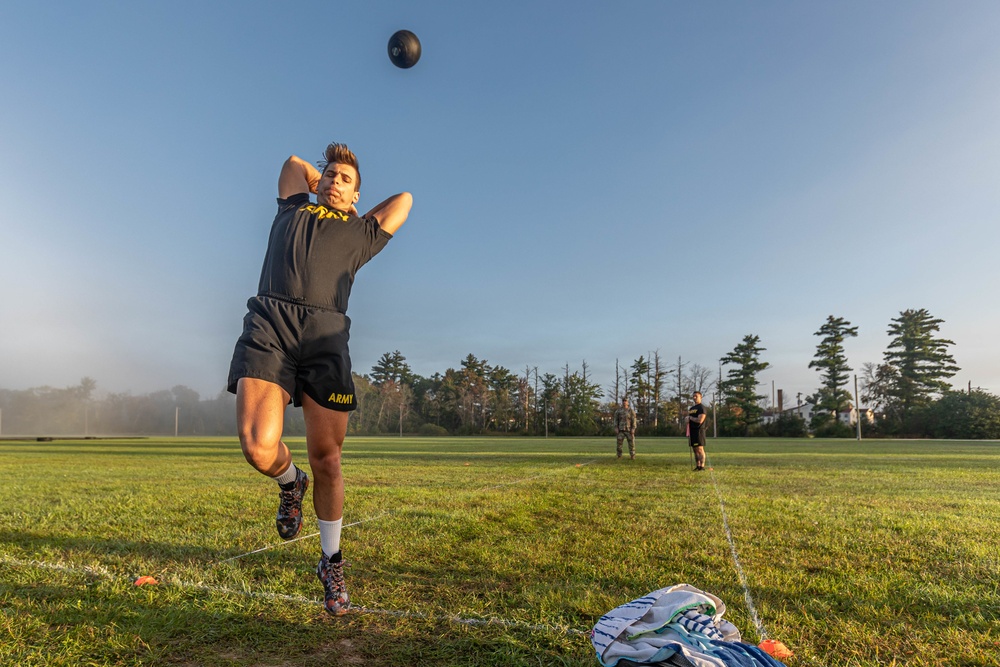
[388,30,421,69]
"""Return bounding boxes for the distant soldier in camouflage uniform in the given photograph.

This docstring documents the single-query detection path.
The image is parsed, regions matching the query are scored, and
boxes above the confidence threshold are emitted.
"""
[614,397,637,459]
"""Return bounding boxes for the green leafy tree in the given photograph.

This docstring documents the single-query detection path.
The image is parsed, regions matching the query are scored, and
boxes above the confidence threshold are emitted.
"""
[412,372,443,430]
[860,361,900,427]
[883,308,959,424]
[488,365,519,432]
[555,362,603,435]
[367,351,416,434]
[719,335,770,436]
[426,354,492,434]
[540,372,560,434]
[807,315,859,429]
[764,412,808,437]
[924,389,1000,439]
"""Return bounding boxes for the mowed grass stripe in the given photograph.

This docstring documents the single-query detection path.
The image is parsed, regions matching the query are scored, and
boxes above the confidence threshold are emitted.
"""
[2,437,999,666]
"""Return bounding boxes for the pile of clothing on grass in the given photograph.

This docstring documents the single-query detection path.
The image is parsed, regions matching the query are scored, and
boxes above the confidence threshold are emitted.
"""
[591,584,791,667]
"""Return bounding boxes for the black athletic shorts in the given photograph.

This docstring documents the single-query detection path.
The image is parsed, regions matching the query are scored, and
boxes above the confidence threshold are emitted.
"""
[227,295,356,411]
[688,428,706,448]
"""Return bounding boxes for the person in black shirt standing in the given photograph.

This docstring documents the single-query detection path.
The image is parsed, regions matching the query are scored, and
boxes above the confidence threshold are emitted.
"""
[687,392,708,471]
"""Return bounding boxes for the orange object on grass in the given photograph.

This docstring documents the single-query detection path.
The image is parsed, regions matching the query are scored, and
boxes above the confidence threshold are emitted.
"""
[133,576,159,586]
[758,639,793,659]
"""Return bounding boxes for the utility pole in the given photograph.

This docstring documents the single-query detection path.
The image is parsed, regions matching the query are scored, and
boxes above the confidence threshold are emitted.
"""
[717,363,724,438]
[712,392,717,438]
[174,407,179,438]
[854,375,862,441]
[533,367,539,435]
[677,356,684,431]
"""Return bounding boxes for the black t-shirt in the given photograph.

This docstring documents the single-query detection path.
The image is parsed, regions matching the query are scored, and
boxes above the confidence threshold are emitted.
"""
[688,403,706,432]
[257,192,392,312]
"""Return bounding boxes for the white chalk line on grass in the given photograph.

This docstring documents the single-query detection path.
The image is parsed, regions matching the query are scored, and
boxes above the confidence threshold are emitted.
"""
[216,513,392,564]
[223,458,598,563]
[704,454,769,641]
[2,555,587,637]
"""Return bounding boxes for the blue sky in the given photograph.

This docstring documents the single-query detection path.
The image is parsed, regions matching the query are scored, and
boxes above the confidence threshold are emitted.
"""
[2,1,998,406]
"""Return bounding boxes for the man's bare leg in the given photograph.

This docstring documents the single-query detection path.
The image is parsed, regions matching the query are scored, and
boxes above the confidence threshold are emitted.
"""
[237,377,292,475]
[694,445,706,469]
[302,392,351,615]
[302,392,350,523]
[237,378,309,539]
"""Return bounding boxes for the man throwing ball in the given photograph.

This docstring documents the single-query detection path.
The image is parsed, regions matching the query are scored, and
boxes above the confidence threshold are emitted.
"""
[227,143,412,615]
[687,392,708,471]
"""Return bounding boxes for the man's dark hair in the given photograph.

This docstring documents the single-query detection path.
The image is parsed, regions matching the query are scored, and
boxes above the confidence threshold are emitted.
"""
[318,143,361,192]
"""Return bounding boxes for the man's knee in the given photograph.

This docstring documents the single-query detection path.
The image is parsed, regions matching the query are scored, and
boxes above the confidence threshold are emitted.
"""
[308,445,344,481]
[236,377,289,469]
[238,420,284,468]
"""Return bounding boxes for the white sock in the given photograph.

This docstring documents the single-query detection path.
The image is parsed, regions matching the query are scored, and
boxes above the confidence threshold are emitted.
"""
[318,518,343,557]
[273,463,298,486]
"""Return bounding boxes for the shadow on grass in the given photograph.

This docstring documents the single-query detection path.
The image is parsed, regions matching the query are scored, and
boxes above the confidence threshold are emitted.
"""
[0,529,228,564]
[3,566,592,667]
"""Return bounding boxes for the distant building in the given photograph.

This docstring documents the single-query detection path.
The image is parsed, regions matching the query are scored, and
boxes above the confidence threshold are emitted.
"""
[839,404,875,426]
[761,402,873,427]
[761,402,812,425]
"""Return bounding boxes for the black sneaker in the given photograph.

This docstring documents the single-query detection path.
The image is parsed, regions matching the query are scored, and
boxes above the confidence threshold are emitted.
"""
[276,467,308,540]
[317,552,350,616]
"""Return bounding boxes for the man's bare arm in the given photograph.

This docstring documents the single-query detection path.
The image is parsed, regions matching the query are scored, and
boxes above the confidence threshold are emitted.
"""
[278,156,321,199]
[363,192,413,235]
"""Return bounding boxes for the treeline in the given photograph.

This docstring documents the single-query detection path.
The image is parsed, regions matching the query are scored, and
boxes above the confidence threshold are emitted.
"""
[0,355,695,438]
[3,308,998,439]
[714,308,1000,439]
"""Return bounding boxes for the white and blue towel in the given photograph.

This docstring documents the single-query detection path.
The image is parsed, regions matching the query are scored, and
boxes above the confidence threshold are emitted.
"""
[591,584,786,667]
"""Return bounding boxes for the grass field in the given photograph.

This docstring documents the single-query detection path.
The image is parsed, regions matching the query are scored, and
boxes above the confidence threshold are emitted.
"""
[1,436,998,666]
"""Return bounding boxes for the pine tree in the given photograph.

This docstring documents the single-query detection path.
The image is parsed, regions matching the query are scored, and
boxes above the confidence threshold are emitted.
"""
[370,350,412,386]
[807,315,858,428]
[630,356,651,427]
[883,308,959,420]
[719,335,770,436]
